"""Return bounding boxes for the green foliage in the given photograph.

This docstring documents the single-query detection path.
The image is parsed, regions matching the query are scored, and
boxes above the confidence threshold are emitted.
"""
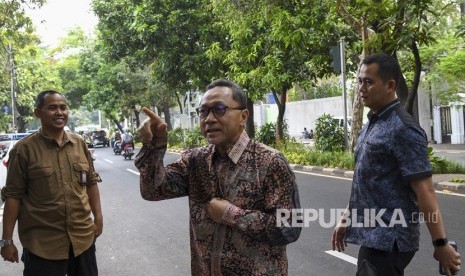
[288,78,342,102]
[168,127,184,148]
[255,122,277,146]
[278,144,465,173]
[421,34,465,104]
[255,120,290,146]
[184,126,207,149]
[451,178,465,184]
[428,147,465,174]
[277,142,355,170]
[314,114,345,152]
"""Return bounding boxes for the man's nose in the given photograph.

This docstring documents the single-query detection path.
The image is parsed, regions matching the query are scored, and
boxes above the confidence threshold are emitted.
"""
[204,110,217,122]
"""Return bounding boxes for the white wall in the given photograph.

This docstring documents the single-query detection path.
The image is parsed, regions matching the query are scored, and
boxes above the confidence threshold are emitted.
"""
[254,96,353,137]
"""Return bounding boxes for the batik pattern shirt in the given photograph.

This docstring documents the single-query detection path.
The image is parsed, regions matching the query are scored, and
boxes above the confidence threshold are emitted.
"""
[345,99,432,252]
[135,132,301,275]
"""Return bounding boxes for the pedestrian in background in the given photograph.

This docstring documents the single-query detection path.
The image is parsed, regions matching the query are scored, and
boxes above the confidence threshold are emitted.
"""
[1,90,103,276]
[136,79,301,275]
[331,53,461,276]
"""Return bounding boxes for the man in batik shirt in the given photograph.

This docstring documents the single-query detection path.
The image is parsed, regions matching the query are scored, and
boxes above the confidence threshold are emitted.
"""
[135,79,301,275]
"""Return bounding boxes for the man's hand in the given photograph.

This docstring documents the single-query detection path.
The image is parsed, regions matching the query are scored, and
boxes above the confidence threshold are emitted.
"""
[138,107,168,144]
[434,244,461,276]
[94,217,103,238]
[205,198,231,224]
[331,218,348,252]
[1,244,18,263]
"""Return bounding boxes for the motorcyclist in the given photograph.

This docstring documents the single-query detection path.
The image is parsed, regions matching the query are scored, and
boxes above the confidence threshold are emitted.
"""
[121,131,134,151]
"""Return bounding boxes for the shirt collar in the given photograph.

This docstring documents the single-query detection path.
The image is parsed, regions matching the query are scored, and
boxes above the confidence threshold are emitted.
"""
[37,127,77,145]
[208,131,250,168]
[367,99,400,121]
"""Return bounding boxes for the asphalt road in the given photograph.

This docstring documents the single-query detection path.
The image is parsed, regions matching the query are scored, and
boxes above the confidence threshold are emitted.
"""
[1,146,464,275]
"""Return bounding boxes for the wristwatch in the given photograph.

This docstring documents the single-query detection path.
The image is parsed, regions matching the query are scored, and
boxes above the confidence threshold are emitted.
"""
[0,240,13,248]
[432,237,448,247]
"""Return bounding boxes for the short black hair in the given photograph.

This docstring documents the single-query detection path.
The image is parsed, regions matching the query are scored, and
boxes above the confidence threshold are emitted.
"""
[362,53,401,87]
[35,90,64,109]
[206,79,247,108]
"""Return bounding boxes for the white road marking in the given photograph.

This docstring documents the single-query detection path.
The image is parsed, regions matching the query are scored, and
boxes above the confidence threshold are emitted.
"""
[127,169,140,176]
[436,190,465,197]
[294,170,351,181]
[104,159,114,163]
[325,250,357,265]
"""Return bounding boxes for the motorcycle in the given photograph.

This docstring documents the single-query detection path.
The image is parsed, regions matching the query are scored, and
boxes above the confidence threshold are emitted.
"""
[122,143,135,160]
[113,139,122,155]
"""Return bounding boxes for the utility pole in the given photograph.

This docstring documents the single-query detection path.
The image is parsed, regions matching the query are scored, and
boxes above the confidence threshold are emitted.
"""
[340,38,348,151]
[8,42,16,133]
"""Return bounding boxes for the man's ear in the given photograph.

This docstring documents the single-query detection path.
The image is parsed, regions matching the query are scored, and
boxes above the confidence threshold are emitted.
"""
[241,108,249,126]
[33,108,40,118]
[387,79,397,95]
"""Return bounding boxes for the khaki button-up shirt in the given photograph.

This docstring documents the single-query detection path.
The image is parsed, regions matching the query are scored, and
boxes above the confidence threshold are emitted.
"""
[5,129,99,260]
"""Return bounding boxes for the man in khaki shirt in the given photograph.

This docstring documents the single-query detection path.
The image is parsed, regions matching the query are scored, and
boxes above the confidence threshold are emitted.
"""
[1,90,103,276]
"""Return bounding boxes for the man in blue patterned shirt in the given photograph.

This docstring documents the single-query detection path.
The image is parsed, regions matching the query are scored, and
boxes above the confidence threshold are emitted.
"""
[331,53,461,276]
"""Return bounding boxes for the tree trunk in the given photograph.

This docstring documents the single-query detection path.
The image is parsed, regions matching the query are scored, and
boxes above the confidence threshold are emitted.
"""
[349,65,365,153]
[349,18,369,153]
[404,40,422,120]
[245,97,255,138]
[133,108,140,130]
[273,89,287,141]
[111,117,124,133]
[162,103,173,130]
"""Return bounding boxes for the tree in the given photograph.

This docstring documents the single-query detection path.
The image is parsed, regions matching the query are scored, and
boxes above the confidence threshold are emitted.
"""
[209,0,357,141]
[91,0,226,122]
[335,0,462,152]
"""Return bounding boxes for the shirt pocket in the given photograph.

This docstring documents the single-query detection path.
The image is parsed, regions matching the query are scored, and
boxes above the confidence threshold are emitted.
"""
[27,167,57,203]
[228,169,264,208]
[73,162,90,186]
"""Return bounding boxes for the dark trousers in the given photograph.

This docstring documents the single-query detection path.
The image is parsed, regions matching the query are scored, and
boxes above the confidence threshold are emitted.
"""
[357,244,415,276]
[22,243,98,276]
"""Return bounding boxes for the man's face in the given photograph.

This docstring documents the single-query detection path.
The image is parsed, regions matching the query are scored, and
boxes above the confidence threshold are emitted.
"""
[198,86,248,154]
[34,93,69,132]
[358,63,396,113]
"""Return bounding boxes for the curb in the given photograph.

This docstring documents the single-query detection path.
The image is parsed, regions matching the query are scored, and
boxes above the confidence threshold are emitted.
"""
[289,164,465,195]
[434,182,465,194]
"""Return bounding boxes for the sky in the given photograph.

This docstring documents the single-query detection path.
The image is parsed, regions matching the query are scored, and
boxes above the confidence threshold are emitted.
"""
[24,0,98,47]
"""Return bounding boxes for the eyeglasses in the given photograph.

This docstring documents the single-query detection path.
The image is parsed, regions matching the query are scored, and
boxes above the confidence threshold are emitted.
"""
[196,104,245,119]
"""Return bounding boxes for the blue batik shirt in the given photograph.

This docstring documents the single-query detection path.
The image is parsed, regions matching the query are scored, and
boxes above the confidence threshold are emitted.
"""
[345,99,432,252]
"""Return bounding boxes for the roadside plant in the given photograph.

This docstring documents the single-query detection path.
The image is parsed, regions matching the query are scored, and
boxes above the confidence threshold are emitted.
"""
[314,114,344,152]
[168,127,184,148]
[184,126,206,149]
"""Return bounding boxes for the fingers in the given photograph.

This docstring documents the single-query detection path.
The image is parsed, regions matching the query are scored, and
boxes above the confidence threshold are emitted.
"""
[331,227,346,252]
[331,230,337,251]
[138,107,168,144]
[142,107,163,124]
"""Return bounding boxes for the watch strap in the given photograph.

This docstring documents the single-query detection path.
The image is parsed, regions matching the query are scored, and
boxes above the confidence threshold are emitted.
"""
[0,239,14,248]
[432,237,448,247]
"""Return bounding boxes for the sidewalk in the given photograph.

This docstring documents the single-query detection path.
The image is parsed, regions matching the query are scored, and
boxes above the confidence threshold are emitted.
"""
[428,142,465,151]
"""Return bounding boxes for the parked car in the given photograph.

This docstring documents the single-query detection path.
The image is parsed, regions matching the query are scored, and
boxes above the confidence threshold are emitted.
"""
[0,140,18,197]
[332,116,352,132]
[0,133,32,196]
[91,130,110,147]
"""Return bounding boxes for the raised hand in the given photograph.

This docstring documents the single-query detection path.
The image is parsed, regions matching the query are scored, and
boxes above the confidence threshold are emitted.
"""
[137,107,168,144]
